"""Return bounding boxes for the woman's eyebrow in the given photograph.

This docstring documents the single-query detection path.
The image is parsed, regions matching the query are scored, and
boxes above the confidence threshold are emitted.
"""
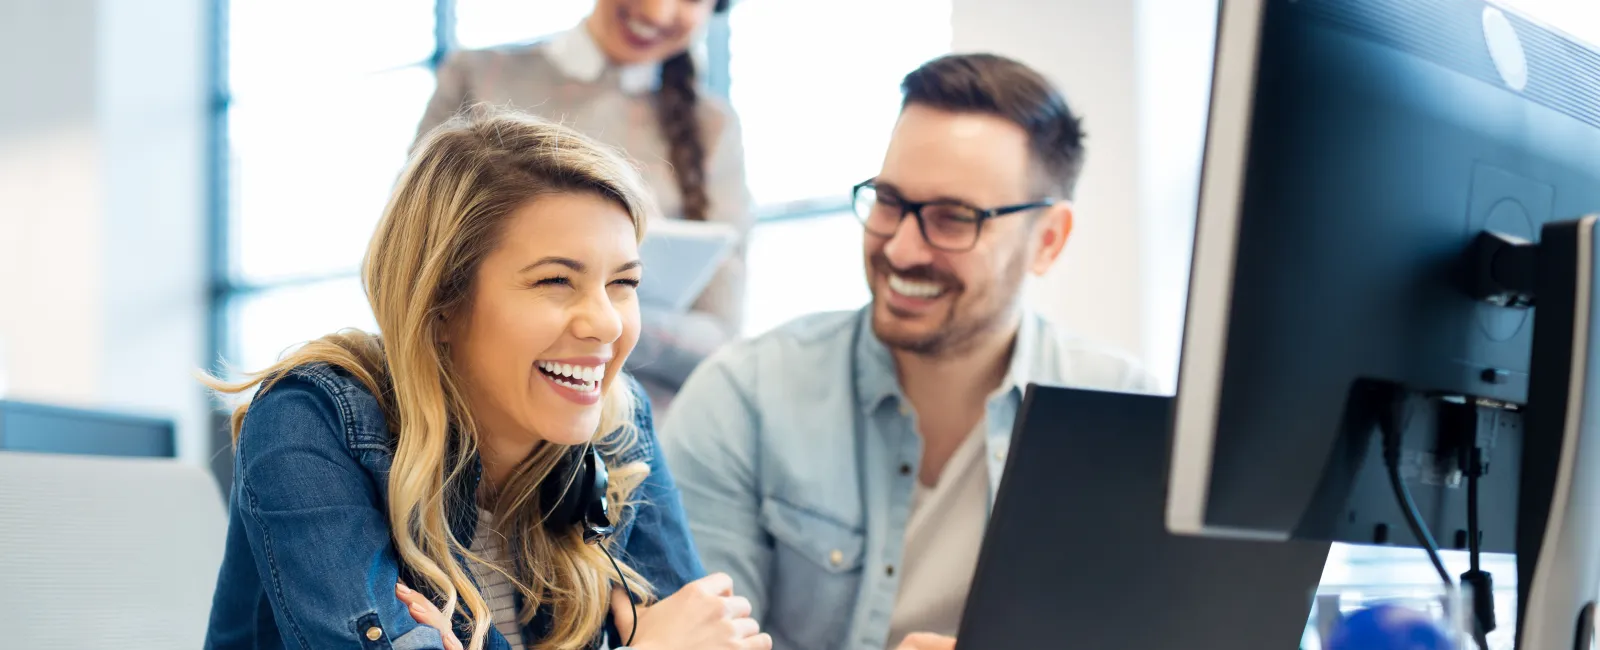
[518,257,584,274]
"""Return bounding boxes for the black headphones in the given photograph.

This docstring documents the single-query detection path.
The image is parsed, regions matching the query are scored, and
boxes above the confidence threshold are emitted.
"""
[540,445,614,544]
[541,444,642,647]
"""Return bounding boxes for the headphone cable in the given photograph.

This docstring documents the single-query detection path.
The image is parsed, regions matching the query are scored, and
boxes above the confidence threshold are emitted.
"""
[601,544,638,647]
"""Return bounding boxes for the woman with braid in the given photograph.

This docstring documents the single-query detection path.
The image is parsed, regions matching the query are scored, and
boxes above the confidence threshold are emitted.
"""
[417,0,750,410]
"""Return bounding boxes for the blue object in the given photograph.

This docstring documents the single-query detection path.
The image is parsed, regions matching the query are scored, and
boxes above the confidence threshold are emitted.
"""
[0,399,175,458]
[1327,604,1458,650]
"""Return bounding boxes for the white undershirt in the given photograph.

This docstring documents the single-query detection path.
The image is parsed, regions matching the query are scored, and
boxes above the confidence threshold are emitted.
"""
[885,425,991,648]
[468,509,528,649]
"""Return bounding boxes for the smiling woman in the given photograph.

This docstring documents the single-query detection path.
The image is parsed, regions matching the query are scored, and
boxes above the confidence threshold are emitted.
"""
[199,106,769,650]
[441,192,646,451]
[417,0,753,411]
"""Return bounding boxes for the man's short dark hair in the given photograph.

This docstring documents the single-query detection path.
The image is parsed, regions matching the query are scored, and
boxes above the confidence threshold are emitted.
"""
[900,53,1087,200]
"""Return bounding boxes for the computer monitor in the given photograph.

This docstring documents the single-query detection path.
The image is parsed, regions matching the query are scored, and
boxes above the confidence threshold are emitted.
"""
[0,400,176,458]
[1164,0,1600,647]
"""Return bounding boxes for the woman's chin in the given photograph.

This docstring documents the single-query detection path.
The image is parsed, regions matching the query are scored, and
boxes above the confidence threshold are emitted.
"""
[529,413,603,447]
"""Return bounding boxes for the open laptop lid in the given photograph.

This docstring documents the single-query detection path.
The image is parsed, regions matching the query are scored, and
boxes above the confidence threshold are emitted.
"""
[956,385,1330,648]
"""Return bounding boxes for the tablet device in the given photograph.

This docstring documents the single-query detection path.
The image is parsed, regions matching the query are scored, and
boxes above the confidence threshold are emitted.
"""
[639,219,738,313]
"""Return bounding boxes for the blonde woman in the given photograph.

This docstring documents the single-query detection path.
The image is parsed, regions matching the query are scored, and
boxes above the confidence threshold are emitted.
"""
[417,0,752,411]
[204,107,770,650]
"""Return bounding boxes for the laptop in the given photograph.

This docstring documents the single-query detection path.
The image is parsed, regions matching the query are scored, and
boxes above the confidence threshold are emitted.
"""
[956,385,1331,648]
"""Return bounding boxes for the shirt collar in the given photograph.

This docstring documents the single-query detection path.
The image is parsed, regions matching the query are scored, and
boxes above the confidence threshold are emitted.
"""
[854,306,1043,415]
[546,20,662,95]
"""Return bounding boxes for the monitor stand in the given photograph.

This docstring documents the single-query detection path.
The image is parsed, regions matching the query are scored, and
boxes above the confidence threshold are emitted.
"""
[1492,215,1600,649]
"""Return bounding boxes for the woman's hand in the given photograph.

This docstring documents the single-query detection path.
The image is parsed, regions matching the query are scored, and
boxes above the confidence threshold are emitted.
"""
[610,573,772,650]
[897,632,958,650]
[397,581,464,650]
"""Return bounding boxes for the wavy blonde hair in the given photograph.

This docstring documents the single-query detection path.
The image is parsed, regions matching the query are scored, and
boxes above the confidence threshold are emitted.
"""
[205,105,658,650]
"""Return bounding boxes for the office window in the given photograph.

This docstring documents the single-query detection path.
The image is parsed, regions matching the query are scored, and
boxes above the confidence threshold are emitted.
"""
[212,0,950,368]
[741,211,871,335]
[224,2,435,287]
[729,0,952,210]
[729,0,952,334]
[213,1,591,374]
[230,278,375,374]
[455,0,594,49]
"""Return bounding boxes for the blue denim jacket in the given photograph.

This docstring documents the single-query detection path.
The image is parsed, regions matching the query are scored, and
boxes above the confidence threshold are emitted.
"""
[205,363,705,649]
[659,308,1156,650]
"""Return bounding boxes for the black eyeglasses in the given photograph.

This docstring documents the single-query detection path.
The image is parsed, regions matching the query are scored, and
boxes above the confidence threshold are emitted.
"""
[851,180,1057,252]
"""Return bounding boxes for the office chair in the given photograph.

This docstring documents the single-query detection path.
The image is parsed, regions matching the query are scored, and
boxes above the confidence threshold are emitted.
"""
[0,451,226,648]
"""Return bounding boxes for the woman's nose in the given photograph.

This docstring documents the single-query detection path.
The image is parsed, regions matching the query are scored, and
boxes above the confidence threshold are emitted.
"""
[570,288,624,343]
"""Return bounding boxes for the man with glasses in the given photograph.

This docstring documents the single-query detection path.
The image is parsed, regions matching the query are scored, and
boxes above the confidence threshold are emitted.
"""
[658,53,1155,650]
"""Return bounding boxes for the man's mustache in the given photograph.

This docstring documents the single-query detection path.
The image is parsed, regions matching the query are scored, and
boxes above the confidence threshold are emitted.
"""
[870,254,964,292]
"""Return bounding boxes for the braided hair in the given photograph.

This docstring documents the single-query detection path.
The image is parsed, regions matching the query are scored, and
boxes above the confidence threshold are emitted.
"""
[651,0,730,221]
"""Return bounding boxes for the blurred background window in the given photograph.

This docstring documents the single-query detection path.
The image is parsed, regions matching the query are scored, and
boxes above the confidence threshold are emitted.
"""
[214,0,952,373]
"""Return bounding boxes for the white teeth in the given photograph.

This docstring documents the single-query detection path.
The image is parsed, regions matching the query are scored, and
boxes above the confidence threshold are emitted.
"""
[888,274,945,299]
[627,19,662,40]
[551,376,598,393]
[537,361,606,392]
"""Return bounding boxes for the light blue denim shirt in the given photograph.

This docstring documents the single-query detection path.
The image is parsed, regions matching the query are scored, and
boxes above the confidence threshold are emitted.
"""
[658,307,1156,650]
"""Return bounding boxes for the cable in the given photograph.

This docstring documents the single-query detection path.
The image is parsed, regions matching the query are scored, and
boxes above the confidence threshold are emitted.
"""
[601,544,638,647]
[1377,388,1453,587]
[1467,449,1480,574]
[1461,442,1497,650]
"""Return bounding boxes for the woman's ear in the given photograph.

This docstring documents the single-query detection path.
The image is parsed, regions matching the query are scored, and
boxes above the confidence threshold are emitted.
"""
[1030,201,1074,275]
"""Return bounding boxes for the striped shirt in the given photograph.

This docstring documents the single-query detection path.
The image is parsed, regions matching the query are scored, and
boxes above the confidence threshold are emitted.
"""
[468,509,528,649]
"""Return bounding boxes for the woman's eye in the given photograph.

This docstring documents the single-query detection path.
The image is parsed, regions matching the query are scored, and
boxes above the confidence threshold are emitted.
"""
[532,276,572,287]
[611,278,641,288]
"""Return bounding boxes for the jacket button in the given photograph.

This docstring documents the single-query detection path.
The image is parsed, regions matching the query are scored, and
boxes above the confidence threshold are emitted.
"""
[365,626,383,641]
[829,549,844,566]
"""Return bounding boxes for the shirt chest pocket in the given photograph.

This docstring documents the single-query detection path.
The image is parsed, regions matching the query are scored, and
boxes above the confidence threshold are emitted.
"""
[760,497,865,650]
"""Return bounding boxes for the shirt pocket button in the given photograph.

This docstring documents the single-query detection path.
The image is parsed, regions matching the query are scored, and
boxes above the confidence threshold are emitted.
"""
[829,549,844,567]
[365,626,383,641]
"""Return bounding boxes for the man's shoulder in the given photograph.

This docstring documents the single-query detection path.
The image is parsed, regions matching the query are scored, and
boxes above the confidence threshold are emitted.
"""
[1030,317,1163,394]
[665,310,865,435]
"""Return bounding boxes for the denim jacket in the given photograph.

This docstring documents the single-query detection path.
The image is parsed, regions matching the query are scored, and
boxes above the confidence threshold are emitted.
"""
[205,363,704,649]
[659,308,1156,650]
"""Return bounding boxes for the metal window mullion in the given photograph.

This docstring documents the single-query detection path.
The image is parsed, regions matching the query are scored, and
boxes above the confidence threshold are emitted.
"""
[705,9,733,99]
[206,0,233,376]
[434,0,457,67]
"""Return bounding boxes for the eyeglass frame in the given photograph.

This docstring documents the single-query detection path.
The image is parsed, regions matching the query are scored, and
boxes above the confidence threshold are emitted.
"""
[851,179,1059,252]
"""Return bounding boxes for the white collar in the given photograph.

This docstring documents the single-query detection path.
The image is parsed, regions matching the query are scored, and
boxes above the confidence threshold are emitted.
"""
[546,20,662,95]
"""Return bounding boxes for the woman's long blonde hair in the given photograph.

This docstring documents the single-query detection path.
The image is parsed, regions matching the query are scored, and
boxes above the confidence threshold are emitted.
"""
[205,105,658,650]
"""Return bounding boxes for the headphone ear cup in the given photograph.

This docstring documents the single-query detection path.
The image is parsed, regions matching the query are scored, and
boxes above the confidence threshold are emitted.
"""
[540,449,582,532]
[541,447,616,542]
[584,446,612,527]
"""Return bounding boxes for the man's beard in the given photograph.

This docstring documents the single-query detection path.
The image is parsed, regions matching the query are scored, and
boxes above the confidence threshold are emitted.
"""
[868,252,1024,357]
